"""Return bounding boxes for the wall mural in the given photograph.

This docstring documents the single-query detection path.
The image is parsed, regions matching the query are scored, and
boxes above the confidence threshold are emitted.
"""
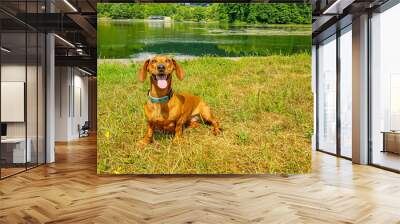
[97,3,313,174]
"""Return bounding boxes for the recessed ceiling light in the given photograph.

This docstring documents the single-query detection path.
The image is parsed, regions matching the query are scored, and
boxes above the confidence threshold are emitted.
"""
[322,0,355,15]
[1,47,11,53]
[54,34,75,48]
[63,0,78,12]
[78,67,93,76]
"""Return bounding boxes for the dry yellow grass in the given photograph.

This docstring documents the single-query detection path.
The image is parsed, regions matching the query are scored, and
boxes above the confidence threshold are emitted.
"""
[97,55,312,174]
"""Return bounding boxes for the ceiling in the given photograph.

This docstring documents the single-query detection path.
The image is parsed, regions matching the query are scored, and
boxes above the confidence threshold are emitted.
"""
[312,0,392,43]
[0,0,97,74]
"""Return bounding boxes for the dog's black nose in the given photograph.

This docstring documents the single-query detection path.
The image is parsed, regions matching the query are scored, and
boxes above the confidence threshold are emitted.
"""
[157,64,165,72]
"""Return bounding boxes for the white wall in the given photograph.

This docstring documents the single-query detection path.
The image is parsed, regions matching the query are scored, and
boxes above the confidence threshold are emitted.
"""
[1,65,26,139]
[72,72,89,138]
[1,63,46,164]
[1,65,38,137]
[55,67,89,141]
[55,66,69,141]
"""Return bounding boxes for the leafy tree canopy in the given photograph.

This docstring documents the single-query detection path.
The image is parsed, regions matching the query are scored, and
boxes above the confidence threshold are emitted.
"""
[98,3,312,24]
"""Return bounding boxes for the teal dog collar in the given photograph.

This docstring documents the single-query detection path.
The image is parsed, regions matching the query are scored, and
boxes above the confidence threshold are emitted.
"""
[148,89,174,104]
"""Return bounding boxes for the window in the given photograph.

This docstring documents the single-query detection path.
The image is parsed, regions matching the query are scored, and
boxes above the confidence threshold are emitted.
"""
[339,26,352,158]
[370,3,400,171]
[317,35,337,154]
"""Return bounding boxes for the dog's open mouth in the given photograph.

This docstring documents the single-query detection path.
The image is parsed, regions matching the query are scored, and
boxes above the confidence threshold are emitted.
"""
[153,74,168,89]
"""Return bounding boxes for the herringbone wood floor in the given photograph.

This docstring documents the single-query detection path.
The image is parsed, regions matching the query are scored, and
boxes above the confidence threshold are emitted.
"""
[1,136,400,224]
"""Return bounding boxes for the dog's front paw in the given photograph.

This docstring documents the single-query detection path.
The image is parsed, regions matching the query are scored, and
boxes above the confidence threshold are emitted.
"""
[189,121,200,129]
[138,138,152,147]
[212,127,222,135]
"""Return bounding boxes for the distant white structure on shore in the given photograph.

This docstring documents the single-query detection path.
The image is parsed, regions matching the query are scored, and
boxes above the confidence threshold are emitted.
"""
[147,16,172,22]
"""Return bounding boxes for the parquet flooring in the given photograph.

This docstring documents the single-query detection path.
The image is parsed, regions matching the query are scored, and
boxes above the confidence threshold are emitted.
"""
[1,135,400,223]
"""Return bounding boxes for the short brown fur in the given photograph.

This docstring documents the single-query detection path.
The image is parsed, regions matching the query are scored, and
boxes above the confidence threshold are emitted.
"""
[138,55,221,145]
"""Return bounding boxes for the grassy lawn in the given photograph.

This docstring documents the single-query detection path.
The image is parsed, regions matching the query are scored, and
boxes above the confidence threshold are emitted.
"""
[97,55,312,174]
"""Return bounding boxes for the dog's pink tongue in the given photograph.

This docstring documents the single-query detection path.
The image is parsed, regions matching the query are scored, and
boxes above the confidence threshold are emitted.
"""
[157,80,168,89]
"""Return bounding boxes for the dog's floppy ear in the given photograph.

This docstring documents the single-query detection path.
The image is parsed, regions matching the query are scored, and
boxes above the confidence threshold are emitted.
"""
[172,58,185,80]
[139,59,150,82]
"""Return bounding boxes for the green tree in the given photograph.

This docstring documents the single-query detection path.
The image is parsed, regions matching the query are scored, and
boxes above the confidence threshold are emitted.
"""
[97,3,312,24]
[192,7,207,22]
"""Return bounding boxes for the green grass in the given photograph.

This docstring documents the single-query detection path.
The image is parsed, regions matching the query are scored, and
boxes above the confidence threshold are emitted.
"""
[97,55,312,174]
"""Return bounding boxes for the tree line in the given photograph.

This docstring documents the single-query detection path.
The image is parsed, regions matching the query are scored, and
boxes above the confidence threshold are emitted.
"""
[98,3,312,24]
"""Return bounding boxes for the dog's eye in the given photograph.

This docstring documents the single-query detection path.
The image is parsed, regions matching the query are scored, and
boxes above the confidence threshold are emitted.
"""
[151,59,156,63]
[166,59,171,63]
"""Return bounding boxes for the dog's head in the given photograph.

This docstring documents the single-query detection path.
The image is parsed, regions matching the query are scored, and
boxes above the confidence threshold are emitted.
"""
[139,55,185,89]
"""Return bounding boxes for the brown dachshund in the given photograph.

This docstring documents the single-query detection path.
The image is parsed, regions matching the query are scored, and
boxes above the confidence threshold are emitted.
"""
[138,55,221,145]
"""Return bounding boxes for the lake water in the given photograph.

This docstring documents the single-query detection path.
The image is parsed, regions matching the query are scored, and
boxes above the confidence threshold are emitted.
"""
[98,20,311,59]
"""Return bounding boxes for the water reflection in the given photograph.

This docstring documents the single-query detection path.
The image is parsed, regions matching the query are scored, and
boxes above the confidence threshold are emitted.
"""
[98,20,311,59]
